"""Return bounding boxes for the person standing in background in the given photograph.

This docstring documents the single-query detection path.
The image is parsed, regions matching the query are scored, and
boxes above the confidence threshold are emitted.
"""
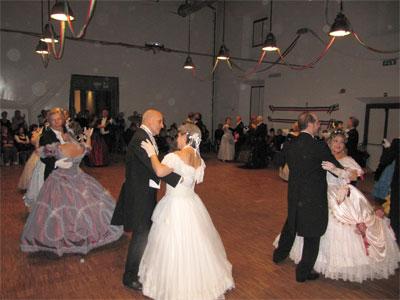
[346,116,359,160]
[234,115,245,161]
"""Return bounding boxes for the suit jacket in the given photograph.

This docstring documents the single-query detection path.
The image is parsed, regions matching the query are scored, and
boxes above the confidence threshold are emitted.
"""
[39,128,62,179]
[254,123,267,142]
[276,132,342,237]
[111,128,181,231]
[346,128,359,157]
[234,122,244,137]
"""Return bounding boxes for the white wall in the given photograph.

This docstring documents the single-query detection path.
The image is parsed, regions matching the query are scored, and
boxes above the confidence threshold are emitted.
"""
[214,0,400,140]
[2,0,399,141]
[1,1,215,128]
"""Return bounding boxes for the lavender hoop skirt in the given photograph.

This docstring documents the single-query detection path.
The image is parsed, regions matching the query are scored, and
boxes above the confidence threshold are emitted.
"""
[20,167,123,256]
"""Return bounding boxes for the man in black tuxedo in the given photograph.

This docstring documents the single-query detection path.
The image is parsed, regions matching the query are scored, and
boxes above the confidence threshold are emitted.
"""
[233,115,245,160]
[345,116,359,159]
[39,108,71,179]
[247,116,267,168]
[111,109,181,291]
[273,112,342,282]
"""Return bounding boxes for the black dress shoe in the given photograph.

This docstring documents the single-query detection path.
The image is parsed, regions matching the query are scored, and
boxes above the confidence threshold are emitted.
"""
[296,272,320,283]
[307,272,319,281]
[272,251,287,264]
[123,280,143,291]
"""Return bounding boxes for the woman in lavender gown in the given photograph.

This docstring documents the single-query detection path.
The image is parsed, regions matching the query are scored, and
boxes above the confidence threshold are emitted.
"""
[20,128,123,256]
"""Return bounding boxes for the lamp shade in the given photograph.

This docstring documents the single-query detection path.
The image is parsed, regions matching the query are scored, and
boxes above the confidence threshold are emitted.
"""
[183,56,195,70]
[262,32,279,51]
[329,12,351,37]
[50,1,75,21]
[40,23,59,43]
[35,40,49,54]
[217,44,230,60]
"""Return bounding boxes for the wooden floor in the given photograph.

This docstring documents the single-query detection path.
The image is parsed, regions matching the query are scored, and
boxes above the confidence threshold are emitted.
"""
[1,155,399,299]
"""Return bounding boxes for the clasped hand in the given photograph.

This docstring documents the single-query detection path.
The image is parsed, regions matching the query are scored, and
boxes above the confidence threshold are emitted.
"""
[55,157,73,169]
[83,127,93,138]
[321,161,336,171]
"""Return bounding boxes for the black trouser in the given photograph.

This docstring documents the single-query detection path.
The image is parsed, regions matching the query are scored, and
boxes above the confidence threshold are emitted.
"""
[274,219,321,280]
[102,133,112,153]
[123,225,151,283]
[234,140,243,160]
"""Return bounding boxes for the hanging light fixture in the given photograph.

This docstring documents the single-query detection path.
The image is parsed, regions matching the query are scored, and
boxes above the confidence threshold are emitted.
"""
[183,15,195,70]
[35,0,49,55]
[217,0,230,60]
[329,0,351,37]
[41,1,59,43]
[41,23,59,43]
[262,0,279,51]
[184,56,195,69]
[50,0,75,21]
[35,40,49,54]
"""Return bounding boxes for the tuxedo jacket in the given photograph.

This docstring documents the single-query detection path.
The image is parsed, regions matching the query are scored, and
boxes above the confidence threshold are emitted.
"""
[346,128,359,157]
[39,128,62,179]
[276,132,342,237]
[234,122,244,137]
[111,128,181,231]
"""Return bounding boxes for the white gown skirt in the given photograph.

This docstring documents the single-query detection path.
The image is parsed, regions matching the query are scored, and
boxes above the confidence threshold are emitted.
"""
[139,190,234,300]
[274,184,400,283]
[23,159,45,208]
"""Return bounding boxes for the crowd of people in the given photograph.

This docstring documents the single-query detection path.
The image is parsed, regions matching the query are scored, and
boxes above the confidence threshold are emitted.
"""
[1,106,398,299]
[214,114,368,170]
[1,111,35,166]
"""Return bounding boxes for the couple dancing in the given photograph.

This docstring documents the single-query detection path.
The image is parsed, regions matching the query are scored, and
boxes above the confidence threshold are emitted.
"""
[273,112,399,283]
[20,110,123,255]
[111,109,234,299]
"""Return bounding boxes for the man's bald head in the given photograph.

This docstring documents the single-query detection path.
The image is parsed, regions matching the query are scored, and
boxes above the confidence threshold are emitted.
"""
[142,109,164,136]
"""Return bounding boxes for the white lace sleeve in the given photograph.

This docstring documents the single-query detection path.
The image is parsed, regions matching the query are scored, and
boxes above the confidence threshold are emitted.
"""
[341,156,364,176]
[195,159,206,184]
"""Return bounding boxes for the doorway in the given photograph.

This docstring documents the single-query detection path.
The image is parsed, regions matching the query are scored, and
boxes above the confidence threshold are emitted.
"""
[363,102,400,170]
[250,85,264,119]
[69,74,119,117]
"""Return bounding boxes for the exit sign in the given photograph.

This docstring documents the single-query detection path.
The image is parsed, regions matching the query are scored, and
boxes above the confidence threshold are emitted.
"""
[383,58,397,66]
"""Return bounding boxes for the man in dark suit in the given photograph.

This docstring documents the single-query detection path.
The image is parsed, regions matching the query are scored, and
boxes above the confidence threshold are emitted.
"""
[39,108,71,179]
[273,112,342,282]
[346,116,359,159]
[111,109,181,291]
[233,115,245,160]
[247,115,268,168]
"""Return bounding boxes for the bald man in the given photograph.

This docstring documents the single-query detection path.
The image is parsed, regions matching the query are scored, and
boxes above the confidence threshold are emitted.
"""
[111,109,181,291]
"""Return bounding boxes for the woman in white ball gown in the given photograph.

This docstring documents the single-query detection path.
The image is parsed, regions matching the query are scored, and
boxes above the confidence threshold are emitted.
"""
[139,123,234,300]
[275,130,399,283]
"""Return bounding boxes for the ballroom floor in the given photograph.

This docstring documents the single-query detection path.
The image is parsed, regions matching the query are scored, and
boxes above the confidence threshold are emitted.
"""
[1,156,399,299]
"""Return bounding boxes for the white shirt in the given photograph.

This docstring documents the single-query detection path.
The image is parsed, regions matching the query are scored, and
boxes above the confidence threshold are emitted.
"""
[51,128,66,144]
[140,124,159,155]
[100,117,110,135]
[301,130,314,138]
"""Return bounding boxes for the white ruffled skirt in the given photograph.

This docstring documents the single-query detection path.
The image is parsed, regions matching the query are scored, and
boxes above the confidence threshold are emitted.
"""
[139,190,234,300]
[23,158,45,208]
[274,184,400,283]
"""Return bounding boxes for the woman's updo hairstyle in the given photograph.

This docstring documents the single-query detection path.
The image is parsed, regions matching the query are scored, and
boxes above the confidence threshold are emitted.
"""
[178,123,202,148]
[328,129,348,145]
